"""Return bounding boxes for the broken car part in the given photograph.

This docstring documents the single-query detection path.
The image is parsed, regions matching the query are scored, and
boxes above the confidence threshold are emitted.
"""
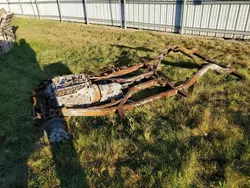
[0,8,15,53]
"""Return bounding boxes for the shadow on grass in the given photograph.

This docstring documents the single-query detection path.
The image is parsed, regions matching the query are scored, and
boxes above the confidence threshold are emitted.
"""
[161,60,200,69]
[43,61,72,77]
[114,51,134,67]
[111,44,154,52]
[51,142,89,187]
[230,111,250,177]
[108,113,192,187]
[0,38,88,187]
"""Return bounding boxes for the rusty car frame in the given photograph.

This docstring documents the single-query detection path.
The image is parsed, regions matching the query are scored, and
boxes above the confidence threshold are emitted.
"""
[31,45,243,142]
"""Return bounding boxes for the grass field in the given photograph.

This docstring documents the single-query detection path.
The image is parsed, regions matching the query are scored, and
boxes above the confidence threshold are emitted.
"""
[0,17,250,188]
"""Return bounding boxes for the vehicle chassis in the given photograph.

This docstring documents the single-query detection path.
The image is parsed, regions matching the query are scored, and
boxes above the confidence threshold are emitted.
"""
[32,45,243,122]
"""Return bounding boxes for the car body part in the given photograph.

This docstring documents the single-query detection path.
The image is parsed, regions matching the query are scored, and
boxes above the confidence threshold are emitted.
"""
[31,45,243,142]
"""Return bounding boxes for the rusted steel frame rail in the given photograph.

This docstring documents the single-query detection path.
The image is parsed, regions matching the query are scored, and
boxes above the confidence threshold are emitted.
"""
[61,62,239,117]
[167,45,201,65]
[117,78,169,117]
[90,63,146,81]
[61,89,178,116]
[88,45,196,82]
[90,45,241,83]
[167,46,243,78]
[89,47,175,81]
[193,53,242,78]
[176,63,236,90]
[109,71,155,83]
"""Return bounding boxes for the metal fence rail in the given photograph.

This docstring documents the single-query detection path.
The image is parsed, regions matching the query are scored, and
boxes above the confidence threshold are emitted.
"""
[0,0,249,39]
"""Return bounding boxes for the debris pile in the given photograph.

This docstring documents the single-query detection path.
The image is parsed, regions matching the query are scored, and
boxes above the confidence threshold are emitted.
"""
[0,8,15,53]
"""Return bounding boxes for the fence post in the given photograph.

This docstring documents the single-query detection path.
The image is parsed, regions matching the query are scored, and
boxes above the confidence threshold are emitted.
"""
[30,0,37,18]
[19,0,24,15]
[57,0,63,22]
[83,0,88,24]
[244,6,250,39]
[119,0,122,28]
[124,0,126,29]
[6,0,10,12]
[180,0,186,34]
[35,0,41,19]
[244,5,250,32]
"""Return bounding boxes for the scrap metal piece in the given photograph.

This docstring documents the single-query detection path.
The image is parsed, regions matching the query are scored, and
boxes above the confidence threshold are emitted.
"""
[110,71,155,84]
[0,8,15,53]
[44,118,71,143]
[90,63,145,81]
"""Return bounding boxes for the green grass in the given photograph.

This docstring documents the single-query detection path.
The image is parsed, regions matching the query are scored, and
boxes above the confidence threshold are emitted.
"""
[0,17,250,187]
